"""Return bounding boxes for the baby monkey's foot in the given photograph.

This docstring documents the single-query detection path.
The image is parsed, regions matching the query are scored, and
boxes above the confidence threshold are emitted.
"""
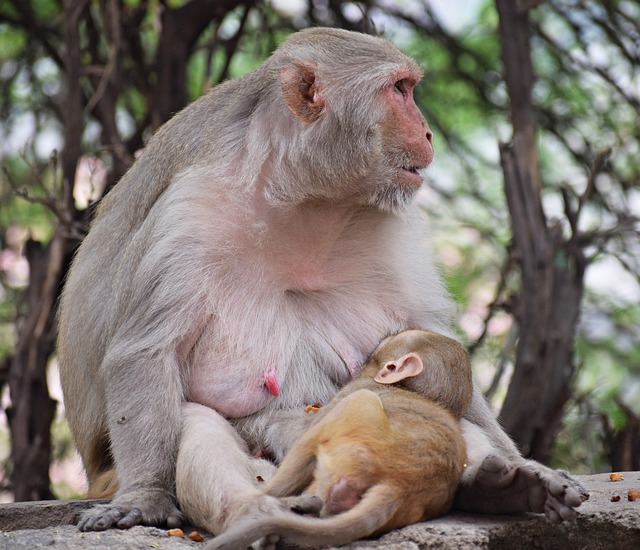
[209,494,322,550]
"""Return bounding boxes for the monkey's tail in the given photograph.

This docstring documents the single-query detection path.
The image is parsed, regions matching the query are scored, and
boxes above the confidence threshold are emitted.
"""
[87,468,118,499]
[206,483,399,550]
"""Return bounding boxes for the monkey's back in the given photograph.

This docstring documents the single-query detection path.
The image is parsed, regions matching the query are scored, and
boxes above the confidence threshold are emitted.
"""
[310,386,466,534]
[376,390,466,530]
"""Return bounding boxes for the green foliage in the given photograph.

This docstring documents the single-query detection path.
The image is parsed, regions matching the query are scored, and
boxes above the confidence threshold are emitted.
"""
[0,24,25,59]
[0,323,15,362]
[1,156,57,241]
[51,413,77,464]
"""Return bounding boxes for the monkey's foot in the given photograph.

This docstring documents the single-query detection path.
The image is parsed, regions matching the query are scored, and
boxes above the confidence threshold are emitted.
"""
[78,488,183,531]
[455,455,587,524]
[209,494,322,550]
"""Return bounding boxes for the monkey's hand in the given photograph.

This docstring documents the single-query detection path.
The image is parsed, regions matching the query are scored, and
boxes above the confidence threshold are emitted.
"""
[206,494,322,550]
[77,488,183,531]
[454,455,587,524]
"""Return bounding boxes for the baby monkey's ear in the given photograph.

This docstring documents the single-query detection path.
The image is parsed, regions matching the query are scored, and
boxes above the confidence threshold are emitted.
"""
[374,352,424,384]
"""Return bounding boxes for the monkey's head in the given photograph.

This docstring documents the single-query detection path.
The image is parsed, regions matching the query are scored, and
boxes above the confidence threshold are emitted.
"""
[363,330,472,399]
[261,28,434,213]
[363,329,437,385]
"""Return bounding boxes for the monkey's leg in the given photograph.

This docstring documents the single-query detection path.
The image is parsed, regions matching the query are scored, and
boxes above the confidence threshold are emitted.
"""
[176,402,320,538]
[77,352,185,531]
[263,409,334,498]
[456,392,586,523]
[176,402,279,534]
[263,441,317,498]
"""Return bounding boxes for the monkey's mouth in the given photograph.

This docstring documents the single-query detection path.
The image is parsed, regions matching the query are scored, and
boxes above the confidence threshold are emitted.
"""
[399,165,425,182]
[396,165,426,190]
[402,166,422,176]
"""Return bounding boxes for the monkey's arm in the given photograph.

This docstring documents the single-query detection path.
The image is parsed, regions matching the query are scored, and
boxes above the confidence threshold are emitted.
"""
[77,346,185,530]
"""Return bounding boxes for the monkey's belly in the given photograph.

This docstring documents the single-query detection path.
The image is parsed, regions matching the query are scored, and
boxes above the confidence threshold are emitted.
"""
[187,360,279,418]
[185,327,380,418]
[186,342,357,419]
[184,278,410,419]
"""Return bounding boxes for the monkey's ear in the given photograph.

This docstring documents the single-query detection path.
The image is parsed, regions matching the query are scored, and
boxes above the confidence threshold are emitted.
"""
[279,61,325,123]
[374,353,424,385]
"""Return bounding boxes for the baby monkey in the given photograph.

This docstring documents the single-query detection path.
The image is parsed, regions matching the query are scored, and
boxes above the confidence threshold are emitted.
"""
[207,329,473,550]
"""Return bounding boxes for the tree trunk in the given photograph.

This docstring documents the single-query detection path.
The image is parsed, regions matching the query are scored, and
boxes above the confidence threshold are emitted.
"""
[604,403,640,471]
[7,238,63,501]
[153,0,251,128]
[6,0,88,501]
[495,0,585,462]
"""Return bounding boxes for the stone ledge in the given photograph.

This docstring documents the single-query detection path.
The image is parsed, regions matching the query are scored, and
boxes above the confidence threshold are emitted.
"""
[0,498,109,531]
[0,473,639,549]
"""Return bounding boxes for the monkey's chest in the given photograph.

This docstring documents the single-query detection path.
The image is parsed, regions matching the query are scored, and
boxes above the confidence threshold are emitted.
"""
[185,285,408,419]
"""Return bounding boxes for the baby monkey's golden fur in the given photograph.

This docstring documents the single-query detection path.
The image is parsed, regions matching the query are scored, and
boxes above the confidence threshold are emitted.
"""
[208,329,472,549]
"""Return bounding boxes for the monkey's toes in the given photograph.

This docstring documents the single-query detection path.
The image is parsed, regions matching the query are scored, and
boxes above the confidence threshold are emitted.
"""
[116,507,144,529]
[166,513,183,529]
[288,494,323,515]
[77,490,183,532]
[77,505,125,531]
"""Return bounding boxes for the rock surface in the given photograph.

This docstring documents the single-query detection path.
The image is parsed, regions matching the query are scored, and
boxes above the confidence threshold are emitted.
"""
[0,472,639,549]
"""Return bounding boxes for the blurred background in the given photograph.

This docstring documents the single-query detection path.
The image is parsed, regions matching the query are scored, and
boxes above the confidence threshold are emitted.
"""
[0,0,638,502]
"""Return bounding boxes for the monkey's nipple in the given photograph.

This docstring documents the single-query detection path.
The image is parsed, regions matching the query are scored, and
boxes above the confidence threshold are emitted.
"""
[263,368,280,397]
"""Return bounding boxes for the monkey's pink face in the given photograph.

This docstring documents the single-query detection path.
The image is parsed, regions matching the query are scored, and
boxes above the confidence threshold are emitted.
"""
[380,73,434,190]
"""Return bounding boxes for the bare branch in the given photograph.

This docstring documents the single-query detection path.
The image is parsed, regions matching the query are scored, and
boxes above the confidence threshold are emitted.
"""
[84,0,122,117]
[519,0,548,14]
[214,4,251,84]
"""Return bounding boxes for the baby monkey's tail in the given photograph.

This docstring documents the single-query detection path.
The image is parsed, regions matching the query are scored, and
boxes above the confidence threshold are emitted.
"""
[206,484,399,550]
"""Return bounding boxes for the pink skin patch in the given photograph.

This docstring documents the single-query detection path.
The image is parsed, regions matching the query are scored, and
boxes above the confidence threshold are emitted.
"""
[326,476,367,515]
[264,368,280,397]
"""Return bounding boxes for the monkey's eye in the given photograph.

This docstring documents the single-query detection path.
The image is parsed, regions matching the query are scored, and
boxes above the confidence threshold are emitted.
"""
[394,79,405,94]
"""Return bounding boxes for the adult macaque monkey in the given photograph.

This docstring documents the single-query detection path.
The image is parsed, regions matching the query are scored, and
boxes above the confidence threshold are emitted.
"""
[207,330,471,550]
[58,27,583,533]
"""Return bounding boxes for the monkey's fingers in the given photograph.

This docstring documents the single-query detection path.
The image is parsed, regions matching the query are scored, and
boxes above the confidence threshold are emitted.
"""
[544,493,578,525]
[263,534,281,550]
[166,513,184,529]
[462,454,526,496]
[116,507,143,529]
[558,469,590,501]
[250,534,280,550]
[532,464,583,524]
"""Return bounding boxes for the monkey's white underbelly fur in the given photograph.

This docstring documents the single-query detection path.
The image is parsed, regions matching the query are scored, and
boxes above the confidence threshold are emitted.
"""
[186,281,404,418]
[156,167,448,418]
